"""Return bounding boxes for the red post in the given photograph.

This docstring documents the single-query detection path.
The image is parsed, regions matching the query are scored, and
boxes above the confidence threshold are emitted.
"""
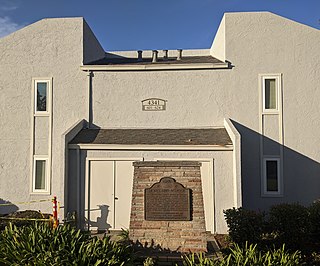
[52,196,59,228]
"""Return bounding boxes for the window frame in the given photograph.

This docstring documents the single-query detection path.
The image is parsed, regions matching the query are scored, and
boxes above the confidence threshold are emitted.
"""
[31,77,52,195]
[262,157,281,196]
[261,75,281,114]
[32,156,50,194]
[34,80,50,115]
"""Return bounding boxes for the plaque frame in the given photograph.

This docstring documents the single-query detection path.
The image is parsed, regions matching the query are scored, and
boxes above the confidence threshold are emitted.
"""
[144,177,191,221]
[141,98,167,111]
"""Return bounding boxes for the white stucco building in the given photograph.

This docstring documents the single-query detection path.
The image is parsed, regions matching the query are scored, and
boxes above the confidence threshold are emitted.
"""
[0,12,319,233]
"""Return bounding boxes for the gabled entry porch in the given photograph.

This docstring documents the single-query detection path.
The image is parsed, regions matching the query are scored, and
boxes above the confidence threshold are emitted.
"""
[67,122,241,234]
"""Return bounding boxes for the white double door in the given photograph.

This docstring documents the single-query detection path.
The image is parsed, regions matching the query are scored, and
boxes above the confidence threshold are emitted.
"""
[86,160,134,230]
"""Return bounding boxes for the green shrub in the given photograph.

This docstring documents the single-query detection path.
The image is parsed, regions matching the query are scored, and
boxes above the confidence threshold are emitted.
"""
[311,252,320,266]
[75,235,133,265]
[0,223,134,265]
[181,243,302,266]
[143,257,155,266]
[269,203,310,249]
[222,243,302,266]
[309,200,320,239]
[182,252,217,266]
[223,207,265,245]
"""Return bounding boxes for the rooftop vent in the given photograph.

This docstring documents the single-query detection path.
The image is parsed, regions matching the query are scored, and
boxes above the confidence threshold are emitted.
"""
[137,50,143,62]
[152,50,158,63]
[177,49,182,60]
[163,50,168,60]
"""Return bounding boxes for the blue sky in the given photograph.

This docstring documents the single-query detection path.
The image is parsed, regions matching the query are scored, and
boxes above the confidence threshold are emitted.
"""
[0,0,319,51]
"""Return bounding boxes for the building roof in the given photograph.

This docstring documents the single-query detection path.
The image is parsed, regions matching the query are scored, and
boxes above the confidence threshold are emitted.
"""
[85,55,224,66]
[70,128,232,146]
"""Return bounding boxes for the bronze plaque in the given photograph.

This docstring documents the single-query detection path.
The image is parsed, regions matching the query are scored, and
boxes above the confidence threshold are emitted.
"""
[145,177,191,221]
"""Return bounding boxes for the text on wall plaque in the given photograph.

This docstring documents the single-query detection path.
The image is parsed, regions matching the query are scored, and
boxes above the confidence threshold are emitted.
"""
[145,177,191,221]
[142,98,166,111]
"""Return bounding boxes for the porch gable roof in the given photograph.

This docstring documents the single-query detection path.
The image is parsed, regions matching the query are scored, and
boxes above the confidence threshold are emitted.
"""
[70,128,232,146]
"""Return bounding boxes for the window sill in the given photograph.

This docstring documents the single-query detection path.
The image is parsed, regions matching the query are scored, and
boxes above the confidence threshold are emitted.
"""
[30,191,51,195]
[34,113,50,117]
[262,111,279,115]
[261,193,283,198]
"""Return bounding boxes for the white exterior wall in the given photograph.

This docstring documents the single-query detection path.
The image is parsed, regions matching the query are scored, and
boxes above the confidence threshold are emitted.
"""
[0,12,319,231]
[89,12,320,210]
[0,18,101,214]
[210,15,225,61]
[91,70,228,128]
[222,12,320,208]
[67,149,234,233]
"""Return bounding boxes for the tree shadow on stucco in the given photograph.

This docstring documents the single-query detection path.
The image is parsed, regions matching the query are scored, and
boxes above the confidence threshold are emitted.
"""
[85,204,111,232]
[63,119,100,225]
[231,119,320,210]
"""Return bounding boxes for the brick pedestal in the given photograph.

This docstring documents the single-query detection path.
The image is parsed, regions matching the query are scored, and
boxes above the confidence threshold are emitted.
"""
[129,161,207,252]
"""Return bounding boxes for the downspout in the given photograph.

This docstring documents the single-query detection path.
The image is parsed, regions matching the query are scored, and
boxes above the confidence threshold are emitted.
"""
[76,147,81,228]
[87,71,93,128]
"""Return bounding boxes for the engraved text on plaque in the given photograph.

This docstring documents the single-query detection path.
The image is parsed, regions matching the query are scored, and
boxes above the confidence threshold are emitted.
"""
[145,177,191,221]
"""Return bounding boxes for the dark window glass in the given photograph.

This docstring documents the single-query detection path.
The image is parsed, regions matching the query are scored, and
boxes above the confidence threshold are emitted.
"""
[35,160,46,190]
[265,79,276,109]
[37,82,47,112]
[266,160,278,192]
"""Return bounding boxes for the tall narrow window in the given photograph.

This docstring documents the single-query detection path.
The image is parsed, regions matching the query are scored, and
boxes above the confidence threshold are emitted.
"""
[262,75,280,113]
[35,160,46,190]
[35,81,49,113]
[33,157,49,193]
[31,78,52,194]
[266,160,278,191]
[263,158,280,194]
[265,79,276,109]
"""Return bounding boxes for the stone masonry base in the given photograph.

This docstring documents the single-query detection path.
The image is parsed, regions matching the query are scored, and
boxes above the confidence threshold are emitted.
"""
[129,161,207,253]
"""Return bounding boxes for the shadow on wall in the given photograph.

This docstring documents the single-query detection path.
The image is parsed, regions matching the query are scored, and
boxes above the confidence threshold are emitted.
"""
[231,120,320,210]
[63,119,100,222]
[0,198,19,215]
[86,204,111,231]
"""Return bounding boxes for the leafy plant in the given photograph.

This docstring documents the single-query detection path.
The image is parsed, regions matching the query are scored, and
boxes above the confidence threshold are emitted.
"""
[143,257,155,266]
[64,211,77,227]
[223,207,265,245]
[269,203,310,249]
[181,243,302,266]
[119,228,130,242]
[0,222,134,265]
[311,252,320,266]
[222,243,302,266]
[309,200,320,239]
[75,235,133,265]
[182,252,216,266]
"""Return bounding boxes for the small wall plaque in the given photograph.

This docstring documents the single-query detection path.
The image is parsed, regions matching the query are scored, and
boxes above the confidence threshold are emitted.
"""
[142,98,166,111]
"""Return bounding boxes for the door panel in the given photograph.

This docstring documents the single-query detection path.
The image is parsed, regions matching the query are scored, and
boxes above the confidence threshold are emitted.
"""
[115,161,134,229]
[201,161,214,233]
[88,160,114,230]
[87,160,134,231]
